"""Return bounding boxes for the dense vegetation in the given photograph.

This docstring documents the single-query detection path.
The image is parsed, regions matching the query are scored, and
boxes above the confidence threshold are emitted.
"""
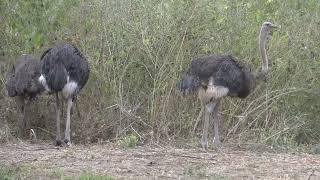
[0,0,319,148]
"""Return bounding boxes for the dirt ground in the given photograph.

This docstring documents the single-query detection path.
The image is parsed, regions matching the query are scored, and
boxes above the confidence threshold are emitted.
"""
[1,142,320,179]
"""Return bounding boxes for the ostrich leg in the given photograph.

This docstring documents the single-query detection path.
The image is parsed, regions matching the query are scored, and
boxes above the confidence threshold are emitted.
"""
[201,101,217,150]
[55,93,62,146]
[24,100,31,134]
[72,96,82,120]
[15,96,25,137]
[64,97,73,146]
[213,100,221,146]
[201,105,209,150]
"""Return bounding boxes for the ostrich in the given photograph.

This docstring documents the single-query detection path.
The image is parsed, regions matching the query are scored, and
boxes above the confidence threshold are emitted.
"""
[177,22,279,150]
[39,43,89,146]
[5,54,44,137]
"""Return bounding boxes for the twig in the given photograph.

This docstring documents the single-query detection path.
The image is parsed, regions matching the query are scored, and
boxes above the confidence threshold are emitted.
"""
[14,145,60,151]
[171,153,217,161]
[246,88,304,116]
[308,169,315,180]
[263,121,304,142]
[131,126,142,140]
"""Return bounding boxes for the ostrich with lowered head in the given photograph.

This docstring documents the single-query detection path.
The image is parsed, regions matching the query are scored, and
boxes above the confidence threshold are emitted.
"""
[5,54,44,137]
[39,43,89,146]
[177,22,279,150]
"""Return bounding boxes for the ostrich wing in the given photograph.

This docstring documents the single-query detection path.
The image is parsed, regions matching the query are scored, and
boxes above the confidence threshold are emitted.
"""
[185,55,252,98]
[41,44,90,91]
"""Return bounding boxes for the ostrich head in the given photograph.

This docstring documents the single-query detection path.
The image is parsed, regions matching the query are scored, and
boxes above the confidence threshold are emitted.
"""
[176,72,200,95]
[259,21,279,75]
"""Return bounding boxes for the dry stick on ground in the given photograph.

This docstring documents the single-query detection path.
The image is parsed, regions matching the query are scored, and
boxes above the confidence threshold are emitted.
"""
[14,145,60,151]
[170,153,217,161]
[308,170,316,180]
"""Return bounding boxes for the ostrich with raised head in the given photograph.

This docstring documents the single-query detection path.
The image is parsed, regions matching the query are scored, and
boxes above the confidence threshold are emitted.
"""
[39,43,89,146]
[177,22,279,150]
[5,54,44,137]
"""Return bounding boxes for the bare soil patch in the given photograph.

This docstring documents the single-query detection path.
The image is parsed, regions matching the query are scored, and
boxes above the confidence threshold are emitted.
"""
[0,143,320,179]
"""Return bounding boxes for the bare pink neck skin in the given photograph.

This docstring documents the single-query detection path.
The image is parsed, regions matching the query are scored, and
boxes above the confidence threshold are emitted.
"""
[259,27,269,74]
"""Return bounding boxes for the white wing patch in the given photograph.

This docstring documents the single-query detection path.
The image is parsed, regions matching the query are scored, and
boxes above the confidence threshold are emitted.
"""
[39,74,51,92]
[198,84,229,106]
[62,81,78,98]
[206,85,229,99]
[206,76,229,99]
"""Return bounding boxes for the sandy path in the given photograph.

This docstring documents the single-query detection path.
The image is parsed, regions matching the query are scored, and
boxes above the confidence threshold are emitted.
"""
[0,143,320,179]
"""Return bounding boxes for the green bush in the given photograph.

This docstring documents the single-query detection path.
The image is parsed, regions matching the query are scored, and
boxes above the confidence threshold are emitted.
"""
[119,134,139,149]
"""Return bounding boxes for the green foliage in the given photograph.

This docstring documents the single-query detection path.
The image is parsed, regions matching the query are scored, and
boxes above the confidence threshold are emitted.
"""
[0,166,114,180]
[0,168,13,180]
[0,166,30,180]
[119,134,139,149]
[1,0,320,148]
[0,0,78,55]
[54,170,114,180]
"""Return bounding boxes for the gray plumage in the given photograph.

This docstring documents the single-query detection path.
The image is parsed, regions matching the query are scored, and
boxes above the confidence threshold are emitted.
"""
[5,54,44,98]
[5,54,44,137]
[177,55,255,98]
[40,43,89,95]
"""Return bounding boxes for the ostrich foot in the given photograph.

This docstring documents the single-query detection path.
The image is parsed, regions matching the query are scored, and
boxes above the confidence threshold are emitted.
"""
[64,139,72,147]
[213,138,222,147]
[55,140,63,147]
[201,137,209,151]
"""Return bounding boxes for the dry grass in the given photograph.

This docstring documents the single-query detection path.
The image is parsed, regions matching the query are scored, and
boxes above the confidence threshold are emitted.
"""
[1,142,320,179]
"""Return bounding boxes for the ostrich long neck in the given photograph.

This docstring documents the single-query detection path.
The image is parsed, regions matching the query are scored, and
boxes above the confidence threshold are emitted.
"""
[259,27,269,73]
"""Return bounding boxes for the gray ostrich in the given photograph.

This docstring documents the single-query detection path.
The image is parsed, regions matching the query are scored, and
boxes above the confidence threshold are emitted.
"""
[5,54,44,137]
[177,22,279,150]
[39,43,89,146]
